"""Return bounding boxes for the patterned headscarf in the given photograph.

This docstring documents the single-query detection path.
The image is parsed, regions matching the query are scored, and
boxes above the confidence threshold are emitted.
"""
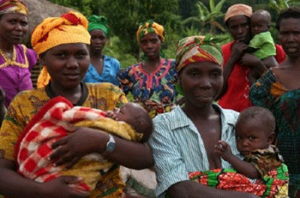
[224,4,252,23]
[31,11,90,55]
[136,20,164,44]
[0,0,28,16]
[88,15,110,37]
[176,36,223,72]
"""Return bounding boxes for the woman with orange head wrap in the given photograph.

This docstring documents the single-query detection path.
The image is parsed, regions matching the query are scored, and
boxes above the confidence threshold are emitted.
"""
[118,20,177,118]
[0,11,153,198]
[37,15,121,88]
[0,0,37,109]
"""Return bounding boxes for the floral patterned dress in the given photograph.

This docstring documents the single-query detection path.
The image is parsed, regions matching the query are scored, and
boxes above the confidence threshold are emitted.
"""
[117,58,177,118]
[250,69,300,194]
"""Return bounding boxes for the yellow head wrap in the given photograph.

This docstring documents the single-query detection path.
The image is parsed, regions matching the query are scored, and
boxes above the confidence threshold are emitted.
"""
[224,4,252,23]
[136,21,164,44]
[33,11,90,89]
[31,11,90,55]
[0,0,28,16]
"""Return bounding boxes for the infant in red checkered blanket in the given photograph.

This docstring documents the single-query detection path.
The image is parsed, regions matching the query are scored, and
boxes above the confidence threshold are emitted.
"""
[15,96,153,194]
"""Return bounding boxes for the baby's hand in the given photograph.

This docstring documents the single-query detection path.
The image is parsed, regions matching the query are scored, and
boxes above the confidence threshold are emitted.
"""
[215,140,233,161]
[106,111,117,120]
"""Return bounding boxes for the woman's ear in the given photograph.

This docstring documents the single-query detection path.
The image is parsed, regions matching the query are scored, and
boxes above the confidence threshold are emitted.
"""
[267,132,276,144]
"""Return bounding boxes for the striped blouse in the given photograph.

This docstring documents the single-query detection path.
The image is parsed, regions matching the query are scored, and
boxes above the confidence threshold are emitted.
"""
[149,104,241,197]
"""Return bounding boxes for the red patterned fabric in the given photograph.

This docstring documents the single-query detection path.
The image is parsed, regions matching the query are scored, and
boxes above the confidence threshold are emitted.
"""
[15,96,108,191]
[218,42,286,112]
[188,166,289,198]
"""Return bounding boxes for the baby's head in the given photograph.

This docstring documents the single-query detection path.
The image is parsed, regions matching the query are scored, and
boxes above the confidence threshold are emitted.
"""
[114,102,153,142]
[235,106,275,156]
[251,10,271,36]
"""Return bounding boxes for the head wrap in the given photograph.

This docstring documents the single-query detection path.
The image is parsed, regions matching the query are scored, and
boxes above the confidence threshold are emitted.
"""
[176,36,223,72]
[0,0,28,16]
[224,4,252,23]
[136,20,164,43]
[88,15,110,37]
[31,11,90,55]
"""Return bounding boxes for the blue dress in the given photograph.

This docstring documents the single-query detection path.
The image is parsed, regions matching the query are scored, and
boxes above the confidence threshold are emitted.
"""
[83,55,120,85]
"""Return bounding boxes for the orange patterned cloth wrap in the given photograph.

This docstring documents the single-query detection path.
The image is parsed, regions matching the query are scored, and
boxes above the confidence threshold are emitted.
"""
[15,96,142,195]
[0,0,28,16]
[31,11,90,55]
[136,20,164,43]
[175,35,223,72]
[224,4,252,23]
[188,166,289,198]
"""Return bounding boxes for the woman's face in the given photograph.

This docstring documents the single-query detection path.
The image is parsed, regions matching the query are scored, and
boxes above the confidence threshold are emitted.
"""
[279,18,300,59]
[0,13,28,45]
[227,15,251,43]
[90,29,107,53]
[41,43,90,89]
[179,61,223,107]
[139,33,161,60]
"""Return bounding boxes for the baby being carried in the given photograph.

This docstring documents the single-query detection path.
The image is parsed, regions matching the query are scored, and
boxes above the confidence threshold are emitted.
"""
[15,96,153,195]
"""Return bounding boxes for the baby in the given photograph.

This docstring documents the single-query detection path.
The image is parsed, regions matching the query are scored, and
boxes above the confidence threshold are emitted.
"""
[215,106,282,179]
[107,101,153,142]
[15,96,153,193]
[188,107,289,197]
[247,10,278,84]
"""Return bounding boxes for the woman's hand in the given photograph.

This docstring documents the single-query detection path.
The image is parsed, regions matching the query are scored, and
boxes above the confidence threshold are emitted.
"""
[50,127,108,168]
[41,176,90,198]
[231,42,248,62]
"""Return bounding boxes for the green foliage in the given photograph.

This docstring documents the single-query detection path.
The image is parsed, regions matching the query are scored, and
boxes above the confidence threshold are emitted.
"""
[47,0,288,66]
[182,0,227,35]
[269,0,290,14]
[99,0,181,61]
[47,0,101,16]
[103,36,137,68]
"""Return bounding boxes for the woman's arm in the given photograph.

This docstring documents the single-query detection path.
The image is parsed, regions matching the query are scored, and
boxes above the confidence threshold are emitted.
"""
[218,42,248,99]
[239,53,267,84]
[50,127,154,169]
[0,157,89,198]
[167,180,258,198]
[0,88,5,127]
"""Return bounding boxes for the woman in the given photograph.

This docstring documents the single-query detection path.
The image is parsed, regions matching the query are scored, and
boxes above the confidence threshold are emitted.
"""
[218,4,285,112]
[83,15,120,85]
[250,7,300,198]
[149,36,258,198]
[0,0,37,107]
[37,15,120,87]
[117,21,177,118]
[0,11,153,198]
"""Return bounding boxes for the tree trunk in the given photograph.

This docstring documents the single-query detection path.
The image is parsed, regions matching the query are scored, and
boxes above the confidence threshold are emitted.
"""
[23,0,74,46]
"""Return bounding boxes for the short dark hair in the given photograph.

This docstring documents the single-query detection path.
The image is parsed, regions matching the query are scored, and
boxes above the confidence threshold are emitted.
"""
[131,109,154,143]
[237,106,276,133]
[276,7,300,30]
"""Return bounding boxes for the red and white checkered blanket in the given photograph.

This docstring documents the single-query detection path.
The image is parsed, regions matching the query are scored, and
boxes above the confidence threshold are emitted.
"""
[15,96,114,191]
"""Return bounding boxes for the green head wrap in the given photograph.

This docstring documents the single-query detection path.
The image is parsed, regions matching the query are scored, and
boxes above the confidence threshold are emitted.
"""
[88,15,110,37]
